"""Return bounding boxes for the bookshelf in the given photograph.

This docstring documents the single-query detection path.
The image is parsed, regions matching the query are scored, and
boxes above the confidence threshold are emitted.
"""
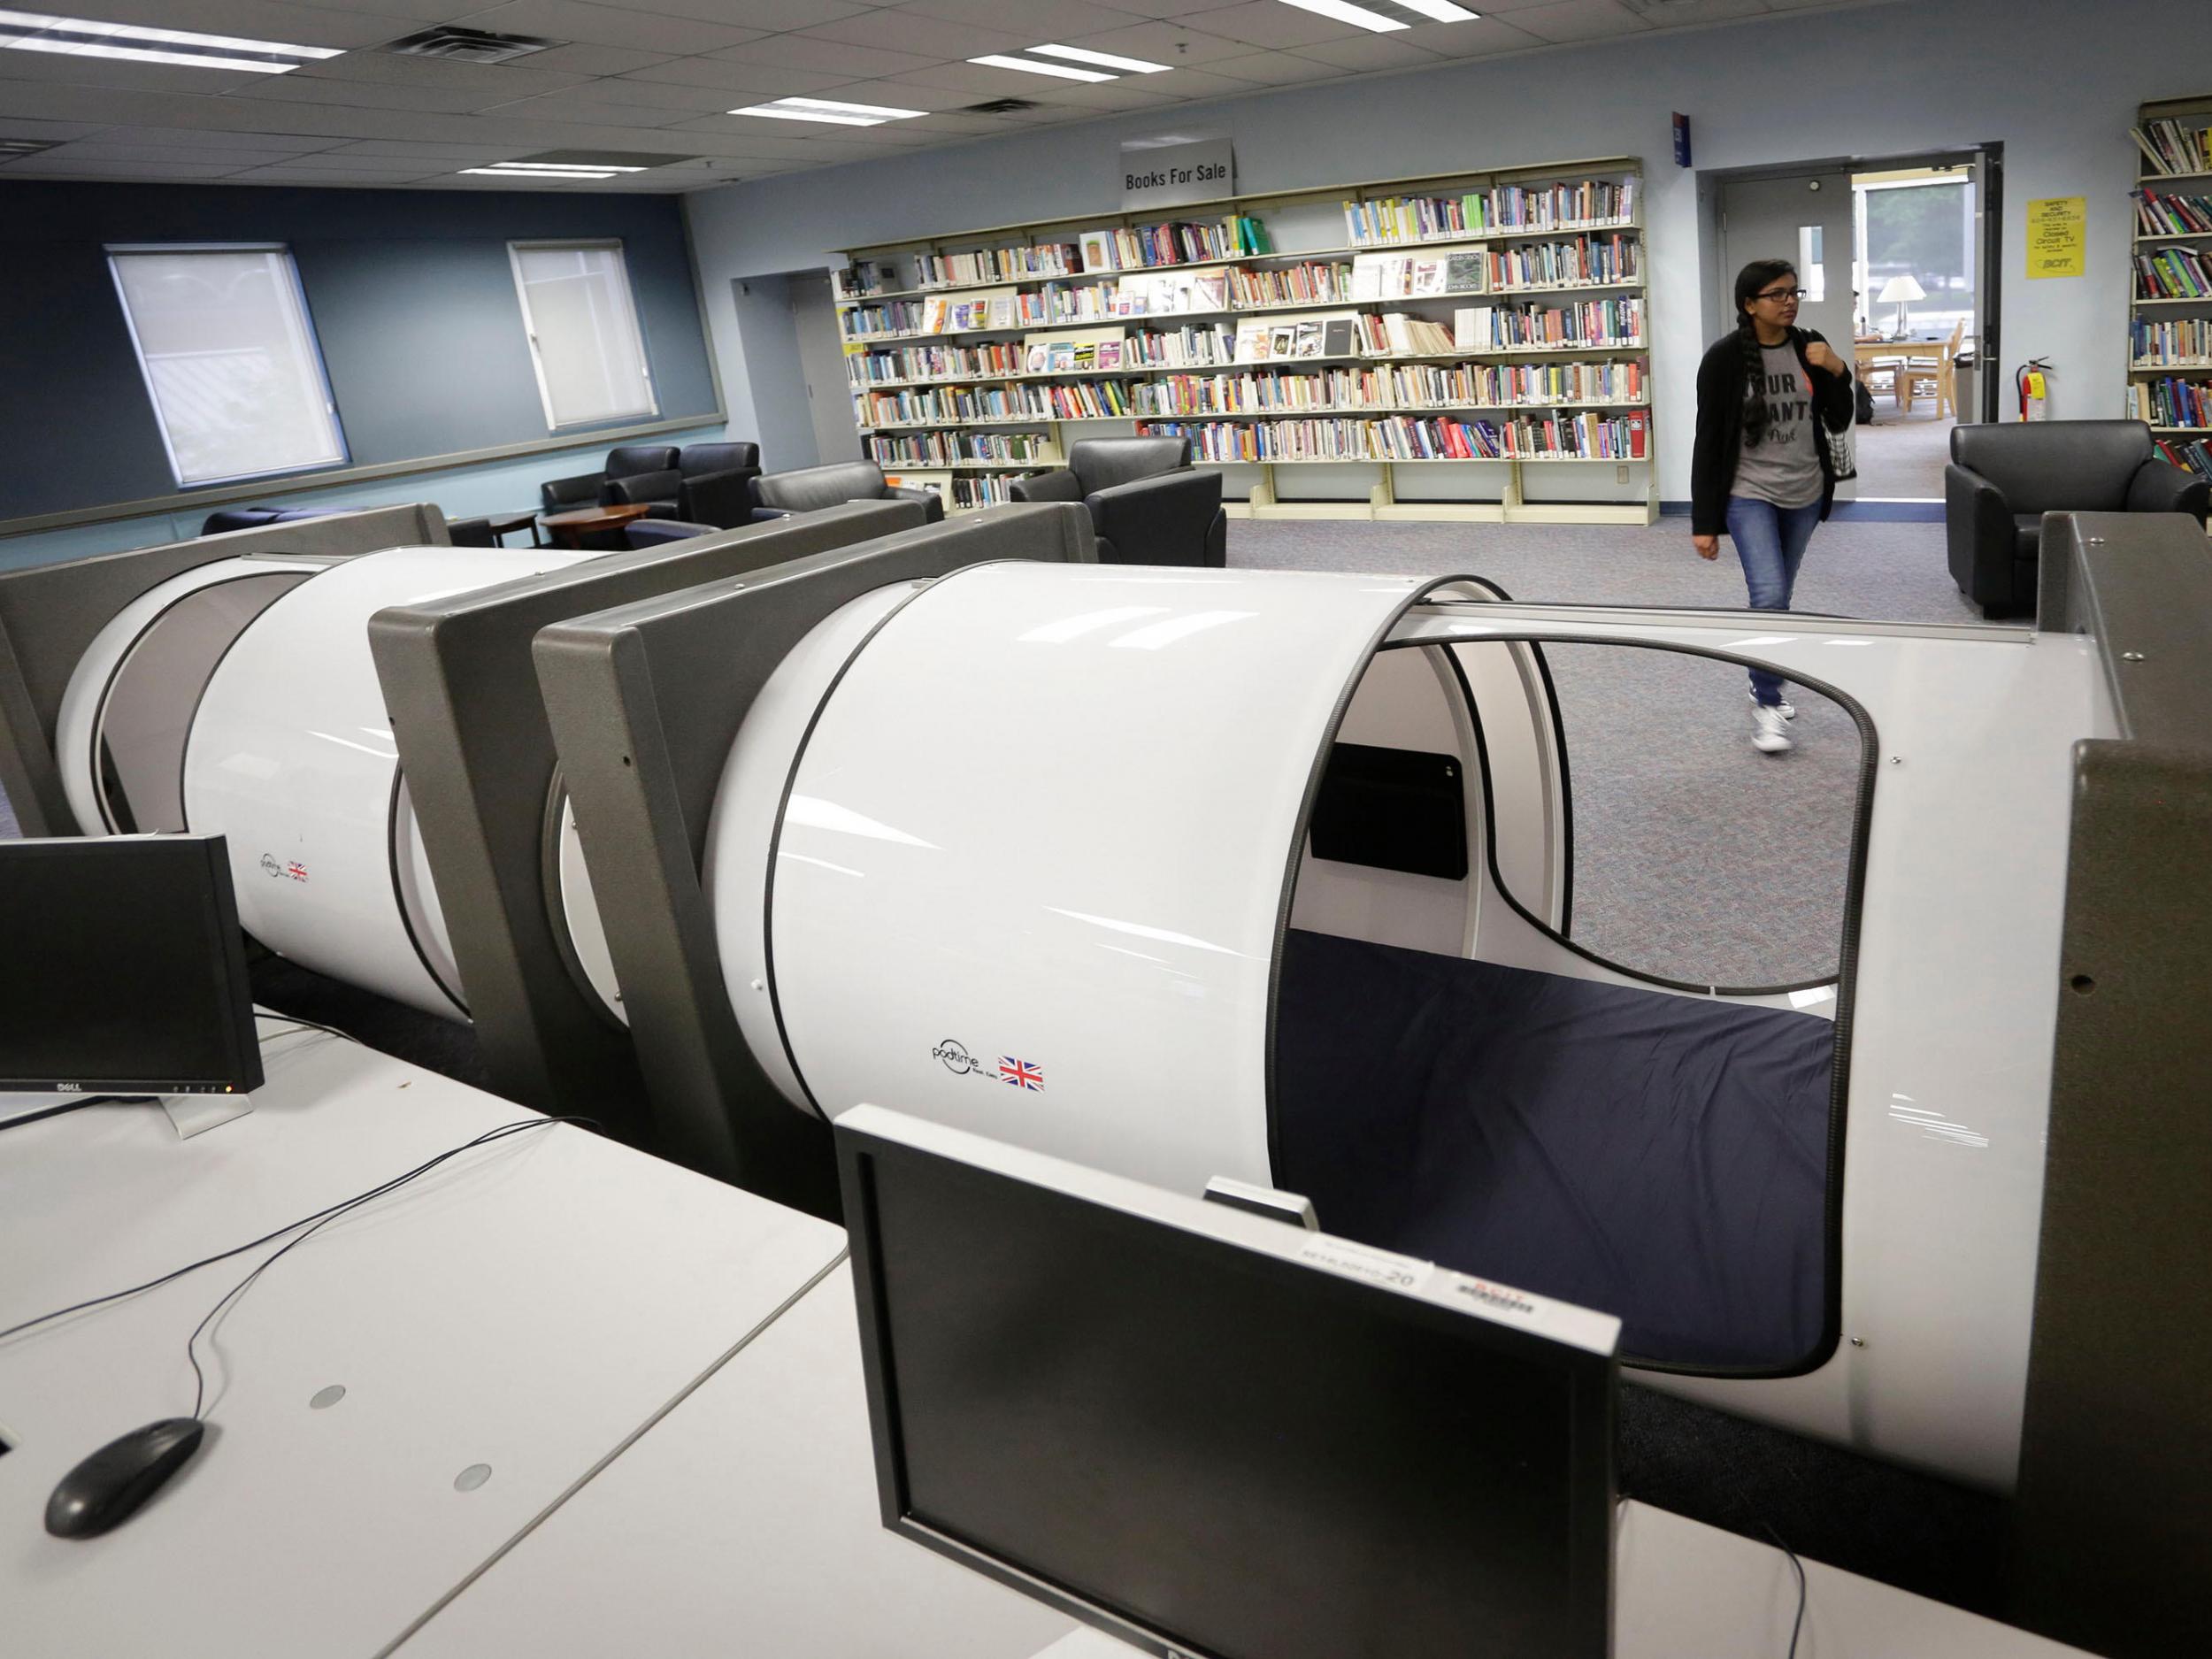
[832,158,1654,524]
[2128,97,2212,478]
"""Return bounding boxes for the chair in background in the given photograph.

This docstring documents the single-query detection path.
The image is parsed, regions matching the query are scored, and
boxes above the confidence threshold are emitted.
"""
[752,459,945,524]
[1901,322,1965,419]
[621,518,720,549]
[1009,437,1226,567]
[200,505,355,535]
[1946,419,2208,618]
[540,445,682,516]
[673,442,762,528]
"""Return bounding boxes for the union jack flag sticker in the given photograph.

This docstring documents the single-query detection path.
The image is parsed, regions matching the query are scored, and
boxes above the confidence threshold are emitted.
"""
[998,1056,1043,1090]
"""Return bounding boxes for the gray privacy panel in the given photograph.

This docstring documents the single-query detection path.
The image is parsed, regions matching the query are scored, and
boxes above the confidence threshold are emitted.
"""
[366,502,924,1139]
[0,503,448,837]
[534,503,1094,1214]
[2010,512,2212,1659]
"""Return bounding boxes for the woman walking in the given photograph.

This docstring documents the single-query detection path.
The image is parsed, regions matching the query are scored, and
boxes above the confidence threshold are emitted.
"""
[1690,258,1856,754]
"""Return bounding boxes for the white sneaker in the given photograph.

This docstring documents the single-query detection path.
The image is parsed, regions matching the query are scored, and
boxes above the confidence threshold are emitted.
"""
[1751,703,1793,754]
[1747,688,1795,719]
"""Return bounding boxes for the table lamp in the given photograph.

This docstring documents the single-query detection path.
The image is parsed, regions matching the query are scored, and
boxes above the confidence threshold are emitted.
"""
[1878,273,1926,339]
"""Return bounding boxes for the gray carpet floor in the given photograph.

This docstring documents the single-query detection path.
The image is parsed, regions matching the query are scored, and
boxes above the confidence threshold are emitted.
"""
[1854,405,1955,499]
[1230,515,1972,987]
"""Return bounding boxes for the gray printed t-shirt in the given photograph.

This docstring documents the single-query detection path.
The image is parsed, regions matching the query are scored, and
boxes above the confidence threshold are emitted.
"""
[1730,343,1824,510]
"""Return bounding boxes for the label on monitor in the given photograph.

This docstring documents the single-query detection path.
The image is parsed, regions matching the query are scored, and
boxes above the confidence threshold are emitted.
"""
[1294,1237,1433,1295]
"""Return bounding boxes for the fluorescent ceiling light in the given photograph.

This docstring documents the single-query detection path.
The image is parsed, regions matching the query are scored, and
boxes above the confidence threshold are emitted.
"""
[1273,0,1411,32]
[485,161,644,173]
[459,166,628,180]
[0,8,343,72]
[968,53,1115,82]
[1394,0,1481,19]
[1030,42,1171,73]
[730,96,925,126]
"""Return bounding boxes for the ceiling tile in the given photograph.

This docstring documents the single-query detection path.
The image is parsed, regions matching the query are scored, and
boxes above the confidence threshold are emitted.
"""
[549,77,748,111]
[286,0,467,18]
[1391,17,1550,57]
[248,146,465,168]
[793,11,1032,58]
[0,52,273,97]
[801,77,1002,112]
[879,58,1105,96]
[4,156,252,178]
[1195,49,1343,85]
[1288,34,1446,72]
[236,76,509,114]
[1179,2,1369,49]
[479,96,698,127]
[286,52,592,99]
[328,139,542,159]
[619,58,854,95]
[705,35,942,79]
[88,124,356,151]
[1028,79,1183,111]
[1111,65,1269,98]
[453,0,771,54]
[1610,0,1767,20]
[1051,19,1263,67]
[497,42,680,76]
[0,116,109,142]
[35,140,303,165]
[902,0,1157,36]
[1503,0,1655,42]
[1056,0,1250,13]
[613,0,876,26]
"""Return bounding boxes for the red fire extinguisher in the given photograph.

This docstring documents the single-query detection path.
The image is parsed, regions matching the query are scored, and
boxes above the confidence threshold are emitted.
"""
[2016,357,2053,421]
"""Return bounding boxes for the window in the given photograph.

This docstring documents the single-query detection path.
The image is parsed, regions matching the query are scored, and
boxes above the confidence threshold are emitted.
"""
[508,241,657,429]
[107,245,347,488]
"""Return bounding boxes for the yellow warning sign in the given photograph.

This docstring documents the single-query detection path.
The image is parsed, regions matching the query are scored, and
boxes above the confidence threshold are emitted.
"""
[2026,196,2085,280]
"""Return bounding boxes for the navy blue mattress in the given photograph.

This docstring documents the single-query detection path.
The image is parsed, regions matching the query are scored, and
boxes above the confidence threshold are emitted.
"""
[1273,929,1836,1371]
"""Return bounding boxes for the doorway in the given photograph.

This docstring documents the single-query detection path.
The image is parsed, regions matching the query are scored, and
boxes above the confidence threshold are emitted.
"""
[1717,150,1996,503]
[727,271,862,474]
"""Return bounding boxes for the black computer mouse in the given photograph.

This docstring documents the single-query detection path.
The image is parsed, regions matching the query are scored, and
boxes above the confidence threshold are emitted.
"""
[44,1417,205,1539]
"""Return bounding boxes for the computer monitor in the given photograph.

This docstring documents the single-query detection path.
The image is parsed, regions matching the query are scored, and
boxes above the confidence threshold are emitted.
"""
[0,834,263,1098]
[835,1104,1619,1659]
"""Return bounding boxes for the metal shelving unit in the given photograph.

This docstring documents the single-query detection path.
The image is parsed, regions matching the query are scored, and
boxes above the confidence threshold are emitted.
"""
[833,158,1653,524]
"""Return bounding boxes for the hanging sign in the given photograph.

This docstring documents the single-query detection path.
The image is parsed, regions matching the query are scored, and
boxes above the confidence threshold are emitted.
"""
[1120,135,1233,211]
[2025,196,2085,279]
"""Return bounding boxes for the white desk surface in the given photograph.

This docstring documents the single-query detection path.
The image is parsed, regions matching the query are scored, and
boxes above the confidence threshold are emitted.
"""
[398,1259,2094,1659]
[395,1258,1073,1658]
[0,1030,845,1659]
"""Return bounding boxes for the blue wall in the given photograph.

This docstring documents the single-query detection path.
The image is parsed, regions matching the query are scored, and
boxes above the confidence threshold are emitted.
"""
[0,180,721,529]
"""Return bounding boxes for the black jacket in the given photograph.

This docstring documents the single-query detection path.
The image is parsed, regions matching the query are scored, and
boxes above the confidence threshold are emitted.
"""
[1689,326,1855,536]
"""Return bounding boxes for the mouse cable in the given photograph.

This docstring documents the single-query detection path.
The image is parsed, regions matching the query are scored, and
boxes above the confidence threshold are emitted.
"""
[253,1012,359,1045]
[0,1116,600,1356]
[1763,1522,1808,1659]
[180,1115,596,1419]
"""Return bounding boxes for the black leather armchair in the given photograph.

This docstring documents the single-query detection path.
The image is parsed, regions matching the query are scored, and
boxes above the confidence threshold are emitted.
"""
[1010,437,1225,566]
[676,442,762,528]
[201,505,351,535]
[752,459,944,524]
[1947,421,2208,618]
[540,444,682,515]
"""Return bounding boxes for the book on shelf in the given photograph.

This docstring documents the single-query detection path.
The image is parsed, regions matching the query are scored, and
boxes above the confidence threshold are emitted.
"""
[1079,229,1118,272]
[2137,187,2212,236]
[1321,318,1358,357]
[2135,118,2212,177]
[1444,252,1486,293]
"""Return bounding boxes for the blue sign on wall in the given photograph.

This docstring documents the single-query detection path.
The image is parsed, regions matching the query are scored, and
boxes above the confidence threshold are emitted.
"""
[1672,112,1692,168]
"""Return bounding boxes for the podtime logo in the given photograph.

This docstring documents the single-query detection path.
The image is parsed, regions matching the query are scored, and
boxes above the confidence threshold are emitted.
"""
[933,1040,983,1076]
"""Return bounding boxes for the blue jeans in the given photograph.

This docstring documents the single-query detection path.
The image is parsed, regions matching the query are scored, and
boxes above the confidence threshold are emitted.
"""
[1725,495,1822,707]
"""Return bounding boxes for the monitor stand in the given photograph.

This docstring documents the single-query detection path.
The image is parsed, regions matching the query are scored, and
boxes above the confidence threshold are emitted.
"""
[161,1094,254,1139]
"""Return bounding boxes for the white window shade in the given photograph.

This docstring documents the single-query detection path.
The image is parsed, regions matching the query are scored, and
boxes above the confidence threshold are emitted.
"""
[108,247,347,488]
[509,242,657,429]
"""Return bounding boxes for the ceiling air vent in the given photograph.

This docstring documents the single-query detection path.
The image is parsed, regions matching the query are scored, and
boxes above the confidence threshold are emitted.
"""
[386,26,562,64]
[962,98,1040,115]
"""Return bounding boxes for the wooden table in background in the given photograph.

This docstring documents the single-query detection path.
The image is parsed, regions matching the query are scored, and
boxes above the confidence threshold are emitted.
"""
[1855,338,1951,411]
[541,503,651,549]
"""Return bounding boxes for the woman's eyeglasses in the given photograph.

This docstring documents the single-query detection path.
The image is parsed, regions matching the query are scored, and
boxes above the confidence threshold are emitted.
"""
[1755,287,1808,303]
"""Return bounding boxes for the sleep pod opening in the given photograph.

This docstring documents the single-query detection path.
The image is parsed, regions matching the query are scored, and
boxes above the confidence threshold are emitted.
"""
[707,562,1866,1380]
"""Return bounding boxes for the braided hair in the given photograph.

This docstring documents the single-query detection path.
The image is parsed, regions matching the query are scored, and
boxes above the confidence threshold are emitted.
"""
[1733,258,1798,448]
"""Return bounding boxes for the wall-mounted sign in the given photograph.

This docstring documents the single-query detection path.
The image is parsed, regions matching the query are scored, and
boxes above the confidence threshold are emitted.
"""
[1120,134,1233,211]
[2025,196,2085,280]
[1671,112,1691,168]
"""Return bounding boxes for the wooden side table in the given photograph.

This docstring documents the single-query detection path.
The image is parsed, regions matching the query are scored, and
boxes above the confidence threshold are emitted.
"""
[541,503,652,549]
